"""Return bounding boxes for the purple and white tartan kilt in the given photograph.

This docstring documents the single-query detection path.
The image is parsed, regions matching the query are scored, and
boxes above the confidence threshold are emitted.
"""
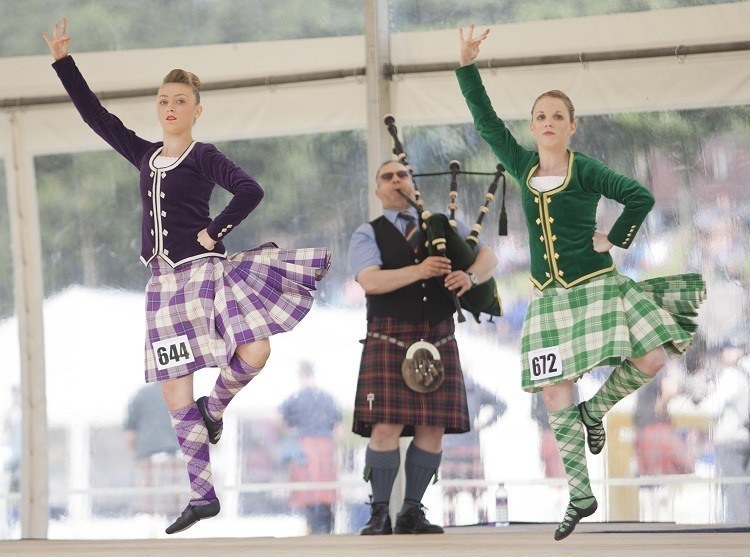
[144,243,331,382]
[352,316,470,437]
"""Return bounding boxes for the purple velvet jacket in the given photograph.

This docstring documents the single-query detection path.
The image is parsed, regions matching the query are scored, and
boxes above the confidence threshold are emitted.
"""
[52,55,264,268]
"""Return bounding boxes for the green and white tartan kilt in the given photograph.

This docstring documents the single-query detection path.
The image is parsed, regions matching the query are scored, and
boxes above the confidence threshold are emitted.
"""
[520,270,705,393]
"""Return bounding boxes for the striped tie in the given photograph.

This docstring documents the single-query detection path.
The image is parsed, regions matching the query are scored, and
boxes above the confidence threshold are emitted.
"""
[399,211,422,255]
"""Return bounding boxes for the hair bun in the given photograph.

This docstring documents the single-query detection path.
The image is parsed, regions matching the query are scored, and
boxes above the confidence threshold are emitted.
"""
[162,69,201,103]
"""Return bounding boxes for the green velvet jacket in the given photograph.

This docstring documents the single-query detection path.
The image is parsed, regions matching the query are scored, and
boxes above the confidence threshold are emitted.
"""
[456,63,655,290]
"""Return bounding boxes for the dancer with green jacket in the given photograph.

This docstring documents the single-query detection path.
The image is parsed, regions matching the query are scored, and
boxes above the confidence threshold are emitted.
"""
[456,25,705,540]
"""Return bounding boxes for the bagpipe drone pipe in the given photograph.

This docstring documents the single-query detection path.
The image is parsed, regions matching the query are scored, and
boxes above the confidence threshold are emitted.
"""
[383,114,506,323]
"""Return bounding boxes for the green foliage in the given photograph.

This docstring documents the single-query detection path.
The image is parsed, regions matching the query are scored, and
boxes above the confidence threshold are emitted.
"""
[0,0,363,57]
[390,0,738,30]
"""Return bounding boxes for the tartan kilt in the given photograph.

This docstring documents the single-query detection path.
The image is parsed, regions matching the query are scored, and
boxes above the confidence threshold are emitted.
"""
[289,436,337,508]
[521,271,705,393]
[441,445,484,480]
[353,316,470,437]
[133,453,184,515]
[144,243,331,382]
[636,423,693,476]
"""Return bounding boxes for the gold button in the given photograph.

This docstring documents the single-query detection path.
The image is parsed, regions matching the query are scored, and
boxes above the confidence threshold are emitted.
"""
[536,218,541,225]
[558,270,564,276]
[546,198,552,204]
[540,236,545,242]
[548,217,554,223]
[543,254,548,260]
[551,235,557,241]
[554,253,559,259]
[545,272,550,278]
[534,197,539,203]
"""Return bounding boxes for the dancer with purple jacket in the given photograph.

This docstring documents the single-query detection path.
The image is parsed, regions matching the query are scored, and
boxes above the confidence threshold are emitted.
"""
[45,19,331,534]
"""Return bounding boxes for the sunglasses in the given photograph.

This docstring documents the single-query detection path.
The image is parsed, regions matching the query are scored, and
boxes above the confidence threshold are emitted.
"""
[379,170,410,181]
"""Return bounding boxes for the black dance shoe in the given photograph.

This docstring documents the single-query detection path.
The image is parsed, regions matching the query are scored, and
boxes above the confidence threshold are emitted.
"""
[165,499,221,535]
[197,396,223,444]
[554,499,598,541]
[578,402,605,455]
[360,502,392,535]
[394,505,444,534]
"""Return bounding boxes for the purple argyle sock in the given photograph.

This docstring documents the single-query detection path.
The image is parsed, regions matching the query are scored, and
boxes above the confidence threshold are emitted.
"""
[169,403,217,505]
[205,353,263,421]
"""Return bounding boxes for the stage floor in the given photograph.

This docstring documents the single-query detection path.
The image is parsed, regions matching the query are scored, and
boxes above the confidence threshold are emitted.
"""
[2,523,748,557]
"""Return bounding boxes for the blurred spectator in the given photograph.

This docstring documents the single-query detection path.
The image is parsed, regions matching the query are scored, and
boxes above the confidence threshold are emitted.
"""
[280,361,342,534]
[694,341,750,523]
[124,383,182,516]
[634,364,692,476]
[442,375,506,525]
[2,387,21,533]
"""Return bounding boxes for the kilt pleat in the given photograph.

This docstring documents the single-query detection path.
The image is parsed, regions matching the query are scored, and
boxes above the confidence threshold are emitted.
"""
[520,271,706,393]
[145,244,331,382]
[352,316,470,437]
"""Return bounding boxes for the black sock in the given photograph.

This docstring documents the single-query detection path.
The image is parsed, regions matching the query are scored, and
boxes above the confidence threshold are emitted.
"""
[401,442,441,512]
[365,446,400,505]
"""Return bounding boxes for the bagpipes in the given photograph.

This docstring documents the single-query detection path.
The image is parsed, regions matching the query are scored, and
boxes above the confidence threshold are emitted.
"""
[383,114,506,323]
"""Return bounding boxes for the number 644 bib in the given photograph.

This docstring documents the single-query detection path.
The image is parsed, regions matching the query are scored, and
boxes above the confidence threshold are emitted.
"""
[152,335,196,370]
[528,346,563,381]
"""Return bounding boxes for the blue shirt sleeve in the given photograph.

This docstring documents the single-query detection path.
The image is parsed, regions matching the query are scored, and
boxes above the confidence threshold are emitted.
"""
[348,223,382,280]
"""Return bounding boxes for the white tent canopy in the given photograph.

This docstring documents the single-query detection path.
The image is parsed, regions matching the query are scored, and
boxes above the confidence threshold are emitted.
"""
[1,3,749,156]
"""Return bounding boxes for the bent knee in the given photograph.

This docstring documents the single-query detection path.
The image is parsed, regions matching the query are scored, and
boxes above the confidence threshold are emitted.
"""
[632,348,665,376]
[236,339,271,367]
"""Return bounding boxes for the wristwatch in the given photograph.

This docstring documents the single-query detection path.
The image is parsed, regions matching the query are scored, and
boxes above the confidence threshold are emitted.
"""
[467,272,478,288]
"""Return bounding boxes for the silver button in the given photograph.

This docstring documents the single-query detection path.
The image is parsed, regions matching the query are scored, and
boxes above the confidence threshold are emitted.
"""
[414,258,419,264]
[149,210,153,216]
[161,210,166,217]
[150,171,154,177]
[164,249,169,256]
[422,283,427,288]
[227,224,233,229]
[160,192,165,198]
[150,229,154,236]
[162,229,168,236]
[161,172,166,178]
[218,232,223,238]
[147,191,152,197]
[422,296,427,302]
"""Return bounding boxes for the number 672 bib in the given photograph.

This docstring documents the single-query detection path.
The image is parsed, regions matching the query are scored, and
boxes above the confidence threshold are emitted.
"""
[527,346,563,381]
[152,335,196,370]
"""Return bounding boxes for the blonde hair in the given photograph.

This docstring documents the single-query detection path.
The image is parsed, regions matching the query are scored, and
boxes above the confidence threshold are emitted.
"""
[162,69,202,104]
[532,90,575,121]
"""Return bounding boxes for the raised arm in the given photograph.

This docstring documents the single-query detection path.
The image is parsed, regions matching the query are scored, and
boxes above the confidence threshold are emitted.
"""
[455,25,535,180]
[197,145,264,243]
[44,18,152,168]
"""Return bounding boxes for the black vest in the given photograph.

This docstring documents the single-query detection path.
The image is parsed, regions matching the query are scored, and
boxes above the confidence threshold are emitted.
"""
[366,216,455,325]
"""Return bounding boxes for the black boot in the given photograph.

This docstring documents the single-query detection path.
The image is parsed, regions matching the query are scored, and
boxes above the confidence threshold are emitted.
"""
[165,499,221,535]
[197,396,223,444]
[394,504,444,534]
[578,403,605,455]
[360,501,392,535]
[554,499,598,541]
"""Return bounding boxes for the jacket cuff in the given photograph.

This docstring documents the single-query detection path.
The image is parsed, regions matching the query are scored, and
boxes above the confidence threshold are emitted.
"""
[51,54,74,73]
[607,220,642,249]
[206,221,234,241]
[455,63,482,94]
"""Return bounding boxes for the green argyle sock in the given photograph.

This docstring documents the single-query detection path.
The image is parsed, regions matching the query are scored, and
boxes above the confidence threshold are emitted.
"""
[548,405,595,506]
[581,360,653,425]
